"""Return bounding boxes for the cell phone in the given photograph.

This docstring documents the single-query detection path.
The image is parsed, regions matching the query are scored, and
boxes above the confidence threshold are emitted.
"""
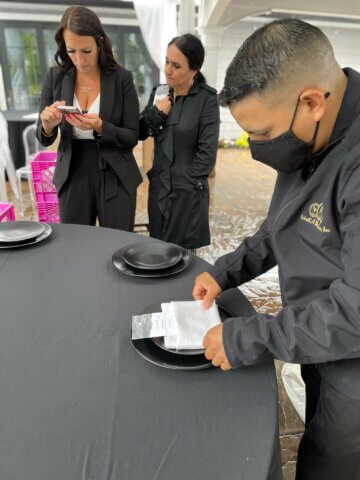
[56,106,83,114]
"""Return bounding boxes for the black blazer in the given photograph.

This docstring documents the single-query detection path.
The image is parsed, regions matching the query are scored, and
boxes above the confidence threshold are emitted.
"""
[36,65,142,196]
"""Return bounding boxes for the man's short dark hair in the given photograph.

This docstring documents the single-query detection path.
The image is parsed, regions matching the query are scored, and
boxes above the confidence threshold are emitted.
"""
[219,19,336,106]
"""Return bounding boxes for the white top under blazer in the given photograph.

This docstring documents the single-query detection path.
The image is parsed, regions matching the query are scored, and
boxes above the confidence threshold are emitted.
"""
[72,93,100,140]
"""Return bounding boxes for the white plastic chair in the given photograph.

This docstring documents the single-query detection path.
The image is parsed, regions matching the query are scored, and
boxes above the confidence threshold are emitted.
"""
[0,167,7,202]
[0,111,19,202]
[17,123,43,215]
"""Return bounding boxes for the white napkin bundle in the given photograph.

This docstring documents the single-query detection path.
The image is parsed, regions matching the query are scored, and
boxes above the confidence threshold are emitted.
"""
[161,300,221,350]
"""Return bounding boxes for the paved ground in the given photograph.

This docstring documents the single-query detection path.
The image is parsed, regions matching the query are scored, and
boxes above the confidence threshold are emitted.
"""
[6,147,304,479]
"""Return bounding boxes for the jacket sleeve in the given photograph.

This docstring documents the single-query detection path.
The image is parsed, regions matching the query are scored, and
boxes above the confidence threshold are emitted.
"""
[97,70,139,149]
[36,68,59,147]
[185,93,220,180]
[208,219,277,290]
[138,87,167,141]
[222,165,360,368]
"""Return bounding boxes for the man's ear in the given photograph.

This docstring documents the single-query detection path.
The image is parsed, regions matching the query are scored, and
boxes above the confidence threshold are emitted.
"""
[299,89,328,122]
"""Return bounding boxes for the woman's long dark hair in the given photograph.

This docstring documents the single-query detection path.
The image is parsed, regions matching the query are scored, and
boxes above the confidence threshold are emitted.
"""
[54,5,119,74]
[168,33,206,84]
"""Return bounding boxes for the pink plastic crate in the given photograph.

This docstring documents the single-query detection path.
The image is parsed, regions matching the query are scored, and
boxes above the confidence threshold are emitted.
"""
[31,151,60,223]
[37,202,60,223]
[31,151,58,203]
[0,203,15,223]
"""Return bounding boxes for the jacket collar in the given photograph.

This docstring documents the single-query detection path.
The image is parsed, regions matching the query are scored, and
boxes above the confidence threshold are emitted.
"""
[60,67,75,136]
[61,67,75,109]
[188,81,200,95]
[305,68,360,174]
[99,71,114,122]
[169,81,200,100]
[329,67,360,143]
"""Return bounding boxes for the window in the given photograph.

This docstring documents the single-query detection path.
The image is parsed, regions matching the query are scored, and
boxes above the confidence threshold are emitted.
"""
[43,28,57,69]
[123,31,155,109]
[3,27,41,110]
[0,21,159,112]
[106,29,120,63]
[105,26,158,109]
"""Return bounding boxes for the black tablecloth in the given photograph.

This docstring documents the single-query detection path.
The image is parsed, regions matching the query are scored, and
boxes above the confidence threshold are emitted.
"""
[0,224,281,480]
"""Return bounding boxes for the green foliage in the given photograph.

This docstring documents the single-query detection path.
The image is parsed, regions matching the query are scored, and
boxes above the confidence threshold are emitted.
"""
[218,132,249,149]
[235,132,249,148]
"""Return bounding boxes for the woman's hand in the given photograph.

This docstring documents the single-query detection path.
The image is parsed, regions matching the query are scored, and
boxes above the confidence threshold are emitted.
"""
[40,100,65,135]
[65,113,103,134]
[155,96,172,115]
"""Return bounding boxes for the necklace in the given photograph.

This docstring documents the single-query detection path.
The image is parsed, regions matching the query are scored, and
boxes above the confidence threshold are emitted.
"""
[79,85,94,94]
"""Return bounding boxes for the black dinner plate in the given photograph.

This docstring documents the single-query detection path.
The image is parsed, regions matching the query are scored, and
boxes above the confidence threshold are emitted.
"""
[131,300,229,370]
[0,221,45,243]
[122,241,182,270]
[0,223,52,249]
[112,245,191,278]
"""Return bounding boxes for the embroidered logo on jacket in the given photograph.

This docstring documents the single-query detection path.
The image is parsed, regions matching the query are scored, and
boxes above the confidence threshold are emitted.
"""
[300,202,331,233]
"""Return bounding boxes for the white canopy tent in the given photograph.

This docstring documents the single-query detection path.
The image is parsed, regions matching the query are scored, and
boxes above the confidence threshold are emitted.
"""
[132,0,197,81]
[132,0,360,89]
[133,0,177,79]
[198,0,360,91]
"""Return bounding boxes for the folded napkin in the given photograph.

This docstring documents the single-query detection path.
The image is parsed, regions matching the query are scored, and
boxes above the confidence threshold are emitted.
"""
[161,300,221,350]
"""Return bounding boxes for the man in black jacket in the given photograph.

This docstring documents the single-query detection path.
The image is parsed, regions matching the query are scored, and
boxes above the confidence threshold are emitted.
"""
[193,19,360,479]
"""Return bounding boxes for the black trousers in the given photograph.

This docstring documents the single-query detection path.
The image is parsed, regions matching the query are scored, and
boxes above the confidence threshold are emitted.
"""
[58,139,136,231]
[296,364,360,479]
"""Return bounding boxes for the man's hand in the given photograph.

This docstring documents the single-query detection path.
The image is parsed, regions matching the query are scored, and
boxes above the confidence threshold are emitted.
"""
[192,272,222,310]
[203,323,232,371]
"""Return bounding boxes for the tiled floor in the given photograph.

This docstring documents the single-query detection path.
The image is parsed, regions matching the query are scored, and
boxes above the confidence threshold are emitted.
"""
[6,147,304,479]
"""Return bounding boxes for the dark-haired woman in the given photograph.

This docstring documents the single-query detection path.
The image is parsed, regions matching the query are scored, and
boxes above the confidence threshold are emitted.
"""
[139,33,220,252]
[37,5,141,229]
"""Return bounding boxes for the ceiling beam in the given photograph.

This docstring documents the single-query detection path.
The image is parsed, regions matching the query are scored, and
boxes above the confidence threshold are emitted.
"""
[199,0,233,29]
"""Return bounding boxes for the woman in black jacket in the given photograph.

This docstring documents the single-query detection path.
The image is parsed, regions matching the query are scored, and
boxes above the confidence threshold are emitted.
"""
[37,5,141,230]
[139,34,220,251]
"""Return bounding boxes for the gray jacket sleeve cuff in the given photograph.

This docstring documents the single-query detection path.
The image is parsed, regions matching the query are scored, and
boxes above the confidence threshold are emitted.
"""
[207,265,231,291]
[39,126,58,146]
[222,316,273,368]
[140,105,167,137]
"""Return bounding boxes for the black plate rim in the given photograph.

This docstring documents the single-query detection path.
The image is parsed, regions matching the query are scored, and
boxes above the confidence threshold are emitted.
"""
[0,220,46,243]
[0,223,52,249]
[131,339,211,371]
[112,245,191,278]
[122,241,183,270]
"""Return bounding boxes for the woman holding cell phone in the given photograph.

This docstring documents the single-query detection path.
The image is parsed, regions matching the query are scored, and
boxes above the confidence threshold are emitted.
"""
[139,34,220,252]
[37,5,141,229]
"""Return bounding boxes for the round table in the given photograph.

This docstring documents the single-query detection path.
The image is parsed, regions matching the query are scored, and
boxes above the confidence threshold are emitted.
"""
[0,224,281,480]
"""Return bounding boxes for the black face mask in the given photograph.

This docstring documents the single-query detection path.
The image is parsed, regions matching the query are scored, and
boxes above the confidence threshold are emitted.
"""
[248,92,330,174]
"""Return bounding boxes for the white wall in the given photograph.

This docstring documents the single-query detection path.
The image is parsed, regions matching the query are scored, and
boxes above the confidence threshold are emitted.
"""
[217,19,360,140]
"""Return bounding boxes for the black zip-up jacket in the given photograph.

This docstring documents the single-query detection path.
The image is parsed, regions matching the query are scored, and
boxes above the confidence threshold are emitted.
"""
[209,68,360,398]
[139,83,219,249]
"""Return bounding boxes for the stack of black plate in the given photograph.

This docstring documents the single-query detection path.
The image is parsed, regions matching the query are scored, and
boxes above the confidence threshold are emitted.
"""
[112,241,191,278]
[0,221,52,249]
[131,299,231,370]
